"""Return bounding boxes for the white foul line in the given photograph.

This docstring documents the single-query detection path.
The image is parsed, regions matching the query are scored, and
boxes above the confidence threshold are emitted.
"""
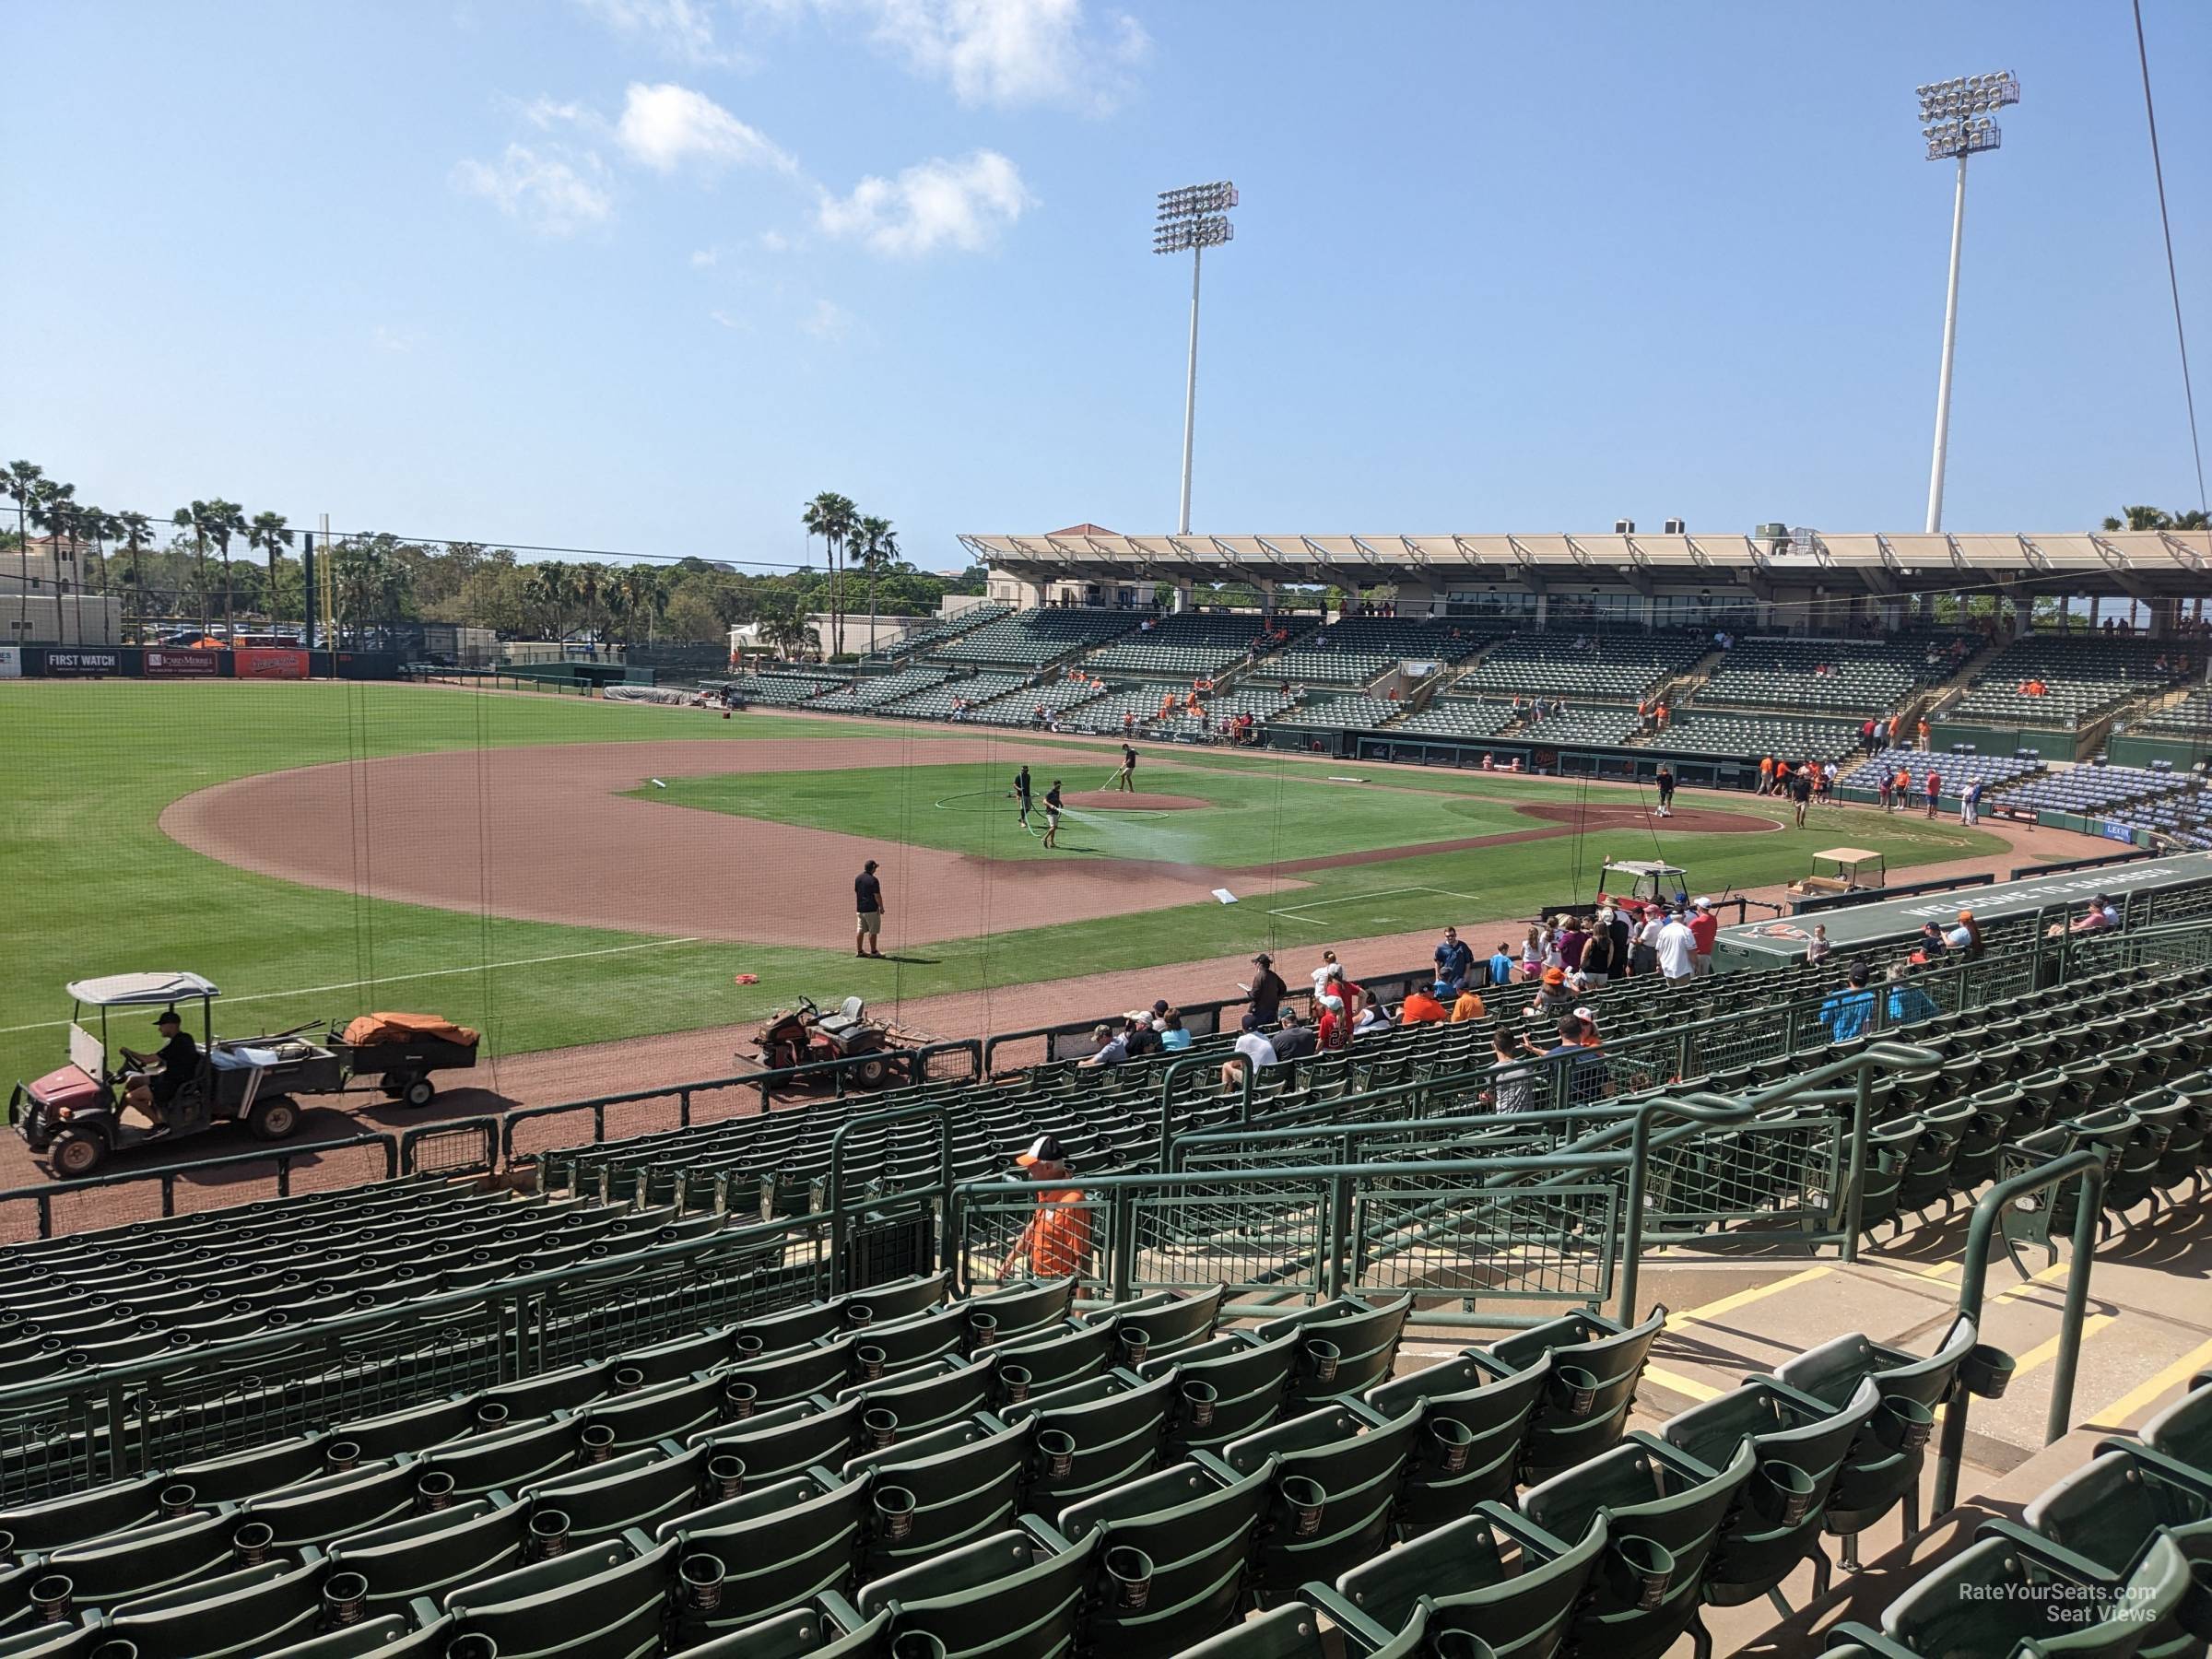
[0,937,702,1036]
[1270,886,1482,926]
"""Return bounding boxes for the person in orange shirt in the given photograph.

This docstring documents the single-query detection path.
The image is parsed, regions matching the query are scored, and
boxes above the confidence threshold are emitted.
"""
[1916,719,1930,750]
[1401,982,1450,1024]
[1449,983,1487,1022]
[1757,756,1775,795]
[1893,764,1912,809]
[997,1135,1093,1281]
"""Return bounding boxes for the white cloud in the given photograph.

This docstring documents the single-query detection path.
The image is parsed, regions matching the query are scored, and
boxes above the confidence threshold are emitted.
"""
[691,246,721,266]
[759,228,791,252]
[709,307,750,330]
[371,324,418,354]
[847,0,1147,112]
[453,144,615,235]
[798,297,851,339]
[573,0,744,66]
[615,82,797,174]
[817,149,1030,256]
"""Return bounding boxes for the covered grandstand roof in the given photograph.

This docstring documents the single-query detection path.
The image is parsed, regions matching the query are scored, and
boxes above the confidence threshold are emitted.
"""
[959,529,2212,598]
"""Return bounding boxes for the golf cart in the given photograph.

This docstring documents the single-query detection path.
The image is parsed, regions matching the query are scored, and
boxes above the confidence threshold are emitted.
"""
[1547,859,1689,920]
[8,973,330,1177]
[1788,847,1888,901]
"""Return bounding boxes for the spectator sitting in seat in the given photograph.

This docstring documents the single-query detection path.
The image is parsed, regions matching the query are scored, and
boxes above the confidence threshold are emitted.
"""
[1158,1011,1192,1052]
[1401,982,1450,1024]
[1483,1027,1535,1114]
[1271,1006,1319,1059]
[1220,1012,1277,1093]
[1525,965,1578,1021]
[1450,981,1487,1022]
[1886,963,1941,1026]
[1080,1020,1133,1068]
[1352,992,1390,1035]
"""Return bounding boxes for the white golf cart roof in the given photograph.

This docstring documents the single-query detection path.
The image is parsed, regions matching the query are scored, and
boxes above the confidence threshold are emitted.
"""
[66,971,221,1007]
[1604,860,1686,877]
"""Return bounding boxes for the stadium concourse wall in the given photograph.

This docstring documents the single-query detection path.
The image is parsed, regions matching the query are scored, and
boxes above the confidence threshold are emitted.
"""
[0,644,406,680]
[1265,724,1758,791]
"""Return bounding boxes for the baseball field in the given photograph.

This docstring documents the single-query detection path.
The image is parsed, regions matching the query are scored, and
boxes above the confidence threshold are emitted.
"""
[0,678,2010,1096]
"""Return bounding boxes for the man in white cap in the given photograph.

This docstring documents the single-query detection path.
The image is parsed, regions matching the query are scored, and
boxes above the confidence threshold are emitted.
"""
[1655,907,1698,982]
[1688,897,1719,975]
[998,1135,1091,1280]
[1221,1011,1278,1093]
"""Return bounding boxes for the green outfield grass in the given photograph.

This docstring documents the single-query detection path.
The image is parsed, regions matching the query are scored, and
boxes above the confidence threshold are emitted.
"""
[0,680,2008,1092]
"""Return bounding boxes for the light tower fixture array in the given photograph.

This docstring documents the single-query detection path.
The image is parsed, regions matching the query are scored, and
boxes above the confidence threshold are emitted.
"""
[1917,70,2019,160]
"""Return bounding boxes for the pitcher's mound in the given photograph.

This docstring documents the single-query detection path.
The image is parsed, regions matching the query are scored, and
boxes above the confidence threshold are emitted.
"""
[1063,791,1208,811]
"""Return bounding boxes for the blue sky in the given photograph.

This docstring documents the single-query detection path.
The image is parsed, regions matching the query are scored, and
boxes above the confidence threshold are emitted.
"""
[4,2,2206,572]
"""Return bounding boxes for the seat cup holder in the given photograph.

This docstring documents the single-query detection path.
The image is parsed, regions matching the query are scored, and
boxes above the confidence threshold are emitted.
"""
[1554,1364,1600,1418]
[889,1635,947,1659]
[733,1334,766,1360]
[1961,1344,2016,1400]
[846,1305,875,1327]
[1117,1326,1150,1368]
[613,1366,645,1394]
[680,1553,726,1614]
[707,1454,746,1500]
[1432,1635,1500,1659]
[724,1380,759,1421]
[1180,1379,1218,1430]
[857,1345,888,1383]
[1754,1459,1817,1526]
[525,1510,571,1560]
[418,1470,458,1512]
[232,1521,276,1565]
[29,1574,72,1624]
[969,1311,998,1350]
[476,1402,511,1431]
[1608,1533,1676,1612]
[864,1407,900,1451]
[323,1571,370,1628]
[579,1422,618,1464]
[446,1636,500,1659]
[1280,1475,1327,1538]
[159,1482,198,1517]
[1426,1415,1476,1475]
[1038,1428,1077,1480]
[875,1484,917,1542]
[1876,1394,1936,1453]
[999,1364,1032,1406]
[88,1641,140,1659]
[1104,1544,1155,1611]
[326,1441,362,1473]
[1303,1338,1341,1388]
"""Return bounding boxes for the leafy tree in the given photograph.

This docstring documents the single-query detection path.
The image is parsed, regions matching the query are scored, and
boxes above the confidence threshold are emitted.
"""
[249,512,294,623]
[802,491,858,656]
[2102,505,2212,532]
[853,514,896,653]
[4,461,44,637]
[172,499,246,636]
[29,478,78,640]
[113,510,153,637]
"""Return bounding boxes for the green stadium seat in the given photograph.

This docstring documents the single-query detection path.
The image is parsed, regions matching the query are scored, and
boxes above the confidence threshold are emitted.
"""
[1519,1437,1756,1659]
[239,1462,420,1549]
[0,1472,169,1553]
[523,1444,711,1542]
[2143,1383,2212,1472]
[841,1354,1001,1441]
[1364,1351,1548,1529]
[857,1528,1098,1659]
[845,1418,1034,1580]
[994,1320,1121,1400]
[579,1371,725,1449]
[324,1498,533,1613]
[1660,1376,1880,1608]
[1143,1330,1301,1458]
[1331,1502,1606,1640]
[1256,1297,1412,1409]
[1056,1457,1277,1659]
[94,1557,334,1659]
[1005,1369,1176,1509]
[661,1475,873,1638]
[0,1509,233,1637]
[440,1535,675,1658]
[424,1414,586,1500]
[1221,1401,1426,1606]
[1485,1307,1666,1483]
[1095,1285,1228,1361]
[1172,1598,1430,1659]
[259,1616,456,1658]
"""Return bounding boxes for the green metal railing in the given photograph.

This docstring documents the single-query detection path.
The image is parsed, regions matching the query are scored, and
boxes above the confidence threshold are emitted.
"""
[0,1131,400,1244]
[1931,1147,2106,1514]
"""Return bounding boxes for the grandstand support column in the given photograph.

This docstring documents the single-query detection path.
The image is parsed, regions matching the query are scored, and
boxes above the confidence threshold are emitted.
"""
[1924,151,1969,533]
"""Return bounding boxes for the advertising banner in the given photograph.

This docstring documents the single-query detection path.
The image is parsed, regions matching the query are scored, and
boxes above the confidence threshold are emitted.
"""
[41,650,124,677]
[0,647,18,679]
[235,647,310,680]
[145,648,223,678]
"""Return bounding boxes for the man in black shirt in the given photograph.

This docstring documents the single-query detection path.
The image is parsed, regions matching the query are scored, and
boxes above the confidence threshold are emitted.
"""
[1118,743,1138,793]
[1247,953,1287,1023]
[1269,1006,1317,1061]
[123,1007,200,1131]
[1013,765,1032,829]
[853,860,885,959]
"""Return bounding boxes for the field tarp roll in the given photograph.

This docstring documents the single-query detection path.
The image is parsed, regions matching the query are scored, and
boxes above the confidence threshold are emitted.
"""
[1713,849,2212,968]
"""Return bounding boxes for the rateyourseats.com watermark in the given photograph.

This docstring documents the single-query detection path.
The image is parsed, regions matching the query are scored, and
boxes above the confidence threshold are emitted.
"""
[1959,1582,2164,1624]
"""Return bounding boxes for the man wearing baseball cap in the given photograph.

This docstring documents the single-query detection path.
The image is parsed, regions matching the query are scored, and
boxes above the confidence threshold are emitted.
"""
[1246,954,1287,1024]
[1688,898,1718,975]
[999,1135,1092,1281]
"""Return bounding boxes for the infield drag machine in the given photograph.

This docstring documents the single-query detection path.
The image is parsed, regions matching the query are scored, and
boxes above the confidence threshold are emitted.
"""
[747,995,924,1088]
[8,972,479,1178]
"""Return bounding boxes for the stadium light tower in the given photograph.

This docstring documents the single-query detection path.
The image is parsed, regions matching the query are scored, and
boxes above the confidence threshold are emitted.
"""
[1917,70,2021,533]
[1155,180,1237,535]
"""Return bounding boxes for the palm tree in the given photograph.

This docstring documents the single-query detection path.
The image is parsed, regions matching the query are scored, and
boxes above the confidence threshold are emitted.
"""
[4,461,43,639]
[853,515,896,654]
[114,511,153,641]
[249,512,294,627]
[619,565,666,643]
[801,491,857,658]
[29,480,78,645]
[759,600,819,660]
[575,563,605,653]
[172,500,221,637]
[525,561,572,640]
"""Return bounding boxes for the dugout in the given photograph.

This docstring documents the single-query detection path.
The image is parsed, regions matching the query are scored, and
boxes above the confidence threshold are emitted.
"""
[1712,849,2212,970]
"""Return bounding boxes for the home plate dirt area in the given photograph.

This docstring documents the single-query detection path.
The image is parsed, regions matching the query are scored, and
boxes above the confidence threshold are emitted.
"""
[159,736,1756,950]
